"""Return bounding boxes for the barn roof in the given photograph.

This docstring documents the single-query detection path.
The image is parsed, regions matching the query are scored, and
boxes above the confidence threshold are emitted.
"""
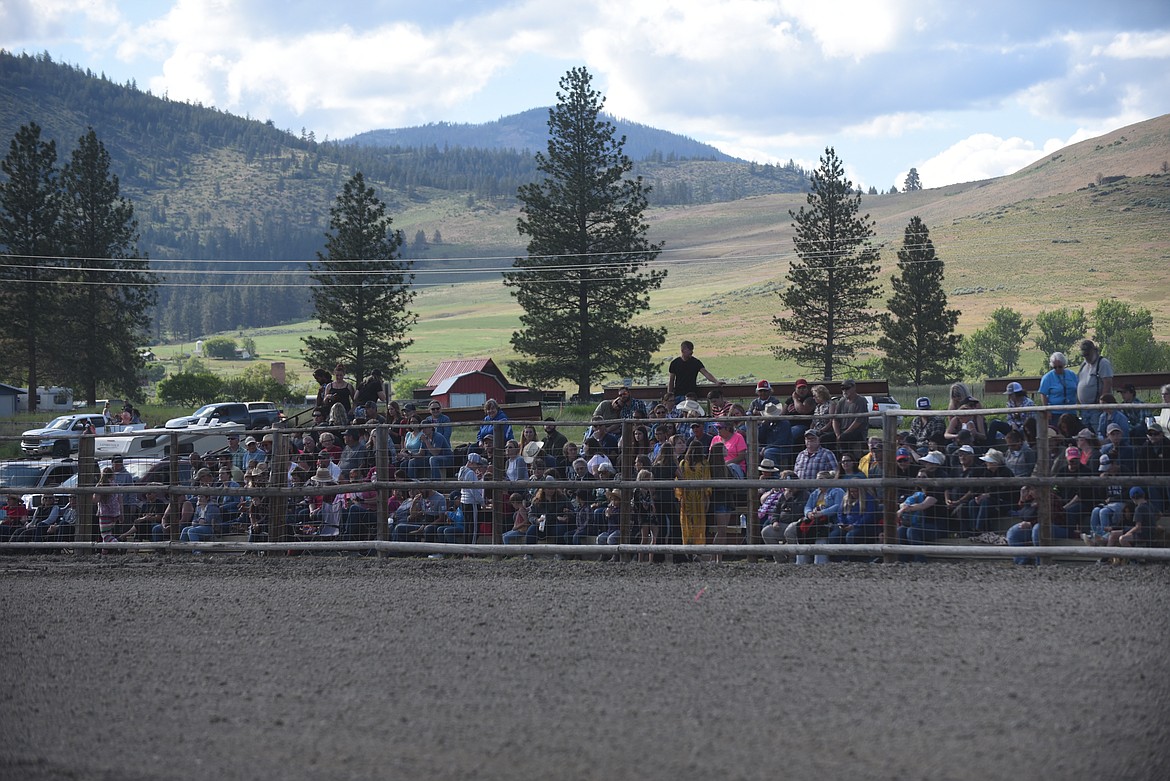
[431,371,505,395]
[423,358,526,391]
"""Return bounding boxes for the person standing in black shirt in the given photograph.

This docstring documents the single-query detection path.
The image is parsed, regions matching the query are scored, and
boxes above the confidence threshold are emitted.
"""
[667,340,721,400]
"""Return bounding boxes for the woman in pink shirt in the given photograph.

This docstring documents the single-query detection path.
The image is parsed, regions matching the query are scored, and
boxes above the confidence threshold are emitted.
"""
[711,421,748,478]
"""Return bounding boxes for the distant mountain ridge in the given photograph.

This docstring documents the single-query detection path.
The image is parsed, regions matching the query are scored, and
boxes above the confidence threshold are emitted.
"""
[0,49,811,342]
[345,107,740,163]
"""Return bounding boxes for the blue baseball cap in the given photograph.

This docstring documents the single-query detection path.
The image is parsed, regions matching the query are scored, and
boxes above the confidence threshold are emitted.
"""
[1129,486,1145,499]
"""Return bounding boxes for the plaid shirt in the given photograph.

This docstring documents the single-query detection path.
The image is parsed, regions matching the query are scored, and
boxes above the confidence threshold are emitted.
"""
[793,447,838,481]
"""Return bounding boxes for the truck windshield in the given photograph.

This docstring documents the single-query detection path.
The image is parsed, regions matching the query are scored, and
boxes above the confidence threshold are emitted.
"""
[43,417,75,431]
[0,463,49,488]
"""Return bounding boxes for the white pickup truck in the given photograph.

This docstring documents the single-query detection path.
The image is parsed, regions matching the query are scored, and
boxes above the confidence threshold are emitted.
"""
[94,421,245,460]
[20,414,142,457]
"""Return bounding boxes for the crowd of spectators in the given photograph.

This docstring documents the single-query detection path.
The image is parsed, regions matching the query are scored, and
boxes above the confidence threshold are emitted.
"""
[4,348,1167,562]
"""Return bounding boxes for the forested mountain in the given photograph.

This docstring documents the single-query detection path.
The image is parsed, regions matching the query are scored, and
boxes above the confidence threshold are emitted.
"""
[347,107,737,163]
[0,50,809,342]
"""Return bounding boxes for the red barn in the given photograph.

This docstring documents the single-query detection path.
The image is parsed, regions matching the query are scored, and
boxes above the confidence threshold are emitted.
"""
[414,358,535,407]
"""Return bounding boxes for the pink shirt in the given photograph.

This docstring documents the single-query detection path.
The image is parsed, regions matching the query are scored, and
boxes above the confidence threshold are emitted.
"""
[712,431,747,466]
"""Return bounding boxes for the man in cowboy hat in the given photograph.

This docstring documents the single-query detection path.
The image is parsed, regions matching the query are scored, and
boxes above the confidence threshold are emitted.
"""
[968,448,1013,537]
[758,402,794,468]
[521,440,545,466]
[296,467,342,540]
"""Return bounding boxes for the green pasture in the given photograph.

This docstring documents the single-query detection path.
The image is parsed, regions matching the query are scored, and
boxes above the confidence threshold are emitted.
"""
[145,172,1169,395]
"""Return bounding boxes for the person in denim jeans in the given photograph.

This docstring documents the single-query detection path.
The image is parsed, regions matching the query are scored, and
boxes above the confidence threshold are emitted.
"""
[1084,454,1127,542]
[1006,485,1073,564]
[179,494,221,543]
[501,492,530,544]
[896,474,943,562]
[785,471,843,564]
[828,486,880,555]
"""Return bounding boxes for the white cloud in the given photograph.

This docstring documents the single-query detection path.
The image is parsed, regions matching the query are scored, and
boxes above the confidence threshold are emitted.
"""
[917,133,1049,186]
[842,112,943,139]
[1096,31,1170,59]
[777,0,908,59]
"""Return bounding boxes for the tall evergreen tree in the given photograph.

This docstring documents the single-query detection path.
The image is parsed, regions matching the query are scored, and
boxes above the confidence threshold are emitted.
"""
[57,128,156,404]
[302,172,415,383]
[504,67,666,398]
[0,122,62,411]
[773,147,881,380]
[877,216,960,385]
[903,168,922,191]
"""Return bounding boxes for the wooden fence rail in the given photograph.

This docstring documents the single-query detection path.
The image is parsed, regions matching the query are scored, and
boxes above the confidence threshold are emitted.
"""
[3,401,1168,561]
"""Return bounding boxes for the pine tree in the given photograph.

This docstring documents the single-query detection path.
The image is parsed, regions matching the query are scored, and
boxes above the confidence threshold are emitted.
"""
[301,172,416,383]
[504,67,666,398]
[773,147,881,380]
[903,168,922,191]
[877,216,960,385]
[0,122,63,411]
[57,128,157,404]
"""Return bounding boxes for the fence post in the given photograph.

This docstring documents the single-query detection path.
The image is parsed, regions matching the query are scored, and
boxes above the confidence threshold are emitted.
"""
[167,432,181,544]
[269,431,289,545]
[620,419,632,561]
[375,426,389,557]
[745,417,760,560]
[1035,410,1052,557]
[882,413,898,563]
[75,435,97,552]
[492,422,504,553]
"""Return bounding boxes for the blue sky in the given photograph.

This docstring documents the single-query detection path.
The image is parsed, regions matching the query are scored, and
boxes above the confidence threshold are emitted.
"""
[3,0,1168,191]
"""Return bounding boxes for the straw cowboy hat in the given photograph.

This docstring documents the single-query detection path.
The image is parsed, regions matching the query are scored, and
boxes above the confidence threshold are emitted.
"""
[675,399,704,415]
[762,402,785,418]
[521,441,544,464]
[979,448,1006,465]
[310,467,336,484]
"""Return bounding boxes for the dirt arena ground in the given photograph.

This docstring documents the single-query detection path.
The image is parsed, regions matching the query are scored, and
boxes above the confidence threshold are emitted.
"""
[1,555,1167,781]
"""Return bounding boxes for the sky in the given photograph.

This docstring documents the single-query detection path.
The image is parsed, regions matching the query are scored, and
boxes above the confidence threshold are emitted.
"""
[3,0,1169,191]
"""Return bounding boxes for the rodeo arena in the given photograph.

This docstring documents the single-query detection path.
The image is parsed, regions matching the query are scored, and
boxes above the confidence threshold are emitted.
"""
[3,359,1169,780]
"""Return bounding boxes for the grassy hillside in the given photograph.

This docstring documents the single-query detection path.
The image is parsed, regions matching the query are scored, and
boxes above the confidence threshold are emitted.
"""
[6,52,1164,390]
[154,115,1170,392]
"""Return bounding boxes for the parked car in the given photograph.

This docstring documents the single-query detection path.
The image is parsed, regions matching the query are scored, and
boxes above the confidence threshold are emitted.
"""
[164,402,281,430]
[0,459,78,513]
[20,414,113,456]
[864,394,902,429]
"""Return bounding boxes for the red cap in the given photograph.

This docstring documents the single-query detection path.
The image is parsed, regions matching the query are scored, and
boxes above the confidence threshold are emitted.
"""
[795,378,809,387]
